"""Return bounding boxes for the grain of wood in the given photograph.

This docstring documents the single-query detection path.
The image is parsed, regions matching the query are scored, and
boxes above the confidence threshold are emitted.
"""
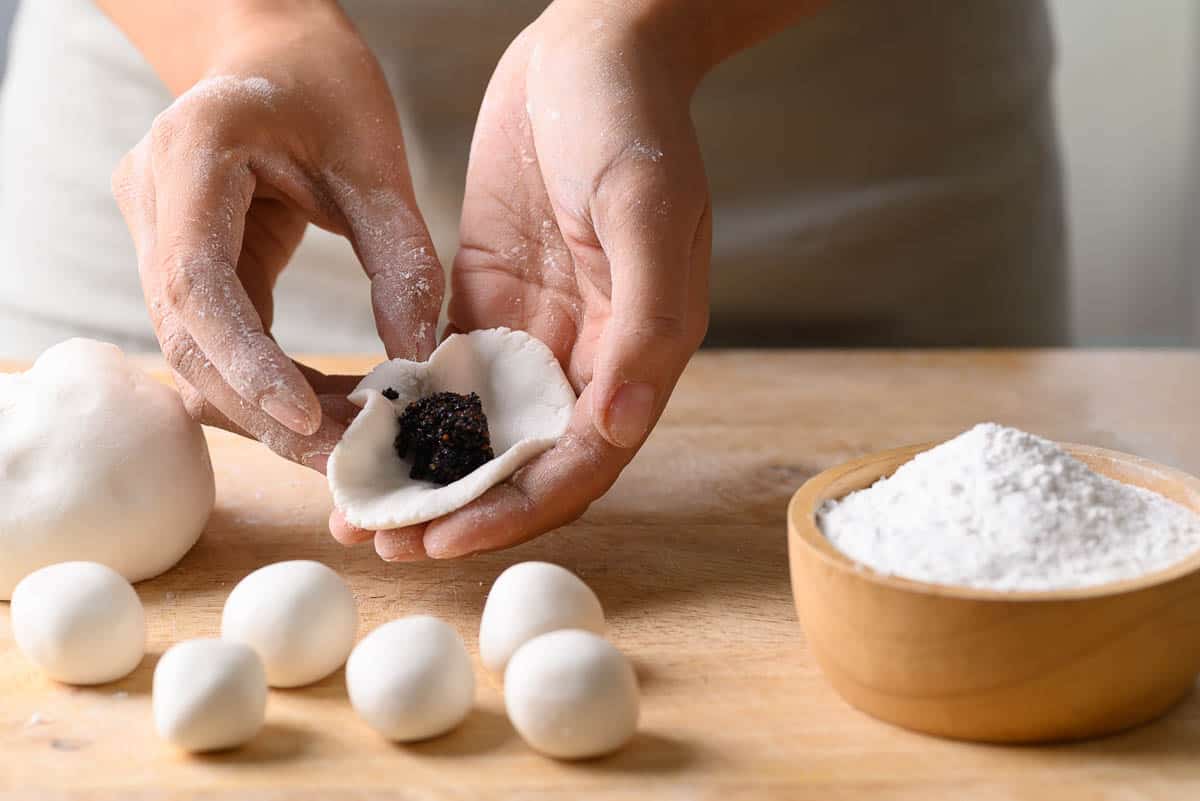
[0,350,1198,799]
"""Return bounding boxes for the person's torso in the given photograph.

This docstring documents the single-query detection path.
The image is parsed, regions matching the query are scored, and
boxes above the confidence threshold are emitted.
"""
[0,0,1062,356]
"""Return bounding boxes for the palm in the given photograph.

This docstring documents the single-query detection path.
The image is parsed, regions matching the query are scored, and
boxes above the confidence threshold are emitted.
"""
[451,235,606,393]
[369,20,711,560]
[449,29,614,391]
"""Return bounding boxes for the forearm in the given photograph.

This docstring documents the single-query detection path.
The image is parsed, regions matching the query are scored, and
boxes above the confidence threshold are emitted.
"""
[94,0,349,94]
[547,0,828,90]
[689,0,830,65]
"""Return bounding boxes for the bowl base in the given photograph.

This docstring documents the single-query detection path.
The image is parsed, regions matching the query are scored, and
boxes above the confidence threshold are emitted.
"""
[822,667,1196,744]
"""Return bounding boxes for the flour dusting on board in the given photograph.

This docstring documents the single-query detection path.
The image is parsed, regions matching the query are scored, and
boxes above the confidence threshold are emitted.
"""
[819,423,1200,591]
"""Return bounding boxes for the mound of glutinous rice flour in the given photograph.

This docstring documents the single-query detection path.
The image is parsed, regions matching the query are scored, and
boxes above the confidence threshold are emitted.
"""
[818,423,1200,591]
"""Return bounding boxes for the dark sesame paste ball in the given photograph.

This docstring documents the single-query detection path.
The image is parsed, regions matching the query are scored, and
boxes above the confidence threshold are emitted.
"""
[393,391,495,485]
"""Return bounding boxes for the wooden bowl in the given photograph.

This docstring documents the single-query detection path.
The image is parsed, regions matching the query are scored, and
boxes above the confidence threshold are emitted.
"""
[788,442,1200,743]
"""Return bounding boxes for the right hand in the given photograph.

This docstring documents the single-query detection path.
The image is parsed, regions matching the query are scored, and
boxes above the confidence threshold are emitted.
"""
[112,4,444,472]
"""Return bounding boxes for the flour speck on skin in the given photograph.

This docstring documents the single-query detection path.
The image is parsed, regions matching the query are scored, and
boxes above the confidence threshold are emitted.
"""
[819,423,1200,591]
[629,140,664,163]
[169,75,279,117]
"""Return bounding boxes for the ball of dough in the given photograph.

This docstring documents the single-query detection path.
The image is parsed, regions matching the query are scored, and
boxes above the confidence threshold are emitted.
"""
[11,561,145,685]
[0,339,214,599]
[153,639,267,753]
[479,561,605,673]
[504,629,639,759]
[346,616,475,742]
[221,560,358,688]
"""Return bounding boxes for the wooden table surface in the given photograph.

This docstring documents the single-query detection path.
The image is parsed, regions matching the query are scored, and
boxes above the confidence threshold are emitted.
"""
[2,349,1200,800]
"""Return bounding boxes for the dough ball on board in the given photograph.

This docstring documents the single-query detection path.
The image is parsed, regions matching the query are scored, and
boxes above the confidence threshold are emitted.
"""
[346,616,475,742]
[154,639,267,753]
[479,561,605,673]
[221,560,358,688]
[0,339,214,599]
[328,328,576,529]
[504,629,640,759]
[11,561,145,685]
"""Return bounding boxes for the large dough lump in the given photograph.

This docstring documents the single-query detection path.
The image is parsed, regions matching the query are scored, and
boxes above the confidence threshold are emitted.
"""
[0,339,214,598]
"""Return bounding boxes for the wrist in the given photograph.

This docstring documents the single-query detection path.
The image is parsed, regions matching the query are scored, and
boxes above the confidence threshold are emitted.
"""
[97,0,350,94]
[539,0,716,94]
[203,1,353,83]
[543,0,827,88]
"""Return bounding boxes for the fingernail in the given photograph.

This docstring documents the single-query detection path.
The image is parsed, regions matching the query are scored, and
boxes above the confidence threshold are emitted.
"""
[423,531,469,560]
[603,382,656,448]
[379,550,427,563]
[262,393,318,435]
[376,532,427,562]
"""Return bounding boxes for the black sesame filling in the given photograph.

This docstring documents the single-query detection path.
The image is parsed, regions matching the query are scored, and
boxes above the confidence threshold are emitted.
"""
[389,390,495,485]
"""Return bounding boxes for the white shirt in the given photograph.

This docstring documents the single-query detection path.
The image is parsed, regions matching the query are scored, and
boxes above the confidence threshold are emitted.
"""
[0,0,1064,358]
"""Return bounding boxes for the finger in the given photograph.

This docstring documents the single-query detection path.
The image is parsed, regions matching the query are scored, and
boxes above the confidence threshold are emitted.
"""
[374,526,429,562]
[235,197,308,330]
[162,323,345,471]
[112,141,157,259]
[119,140,323,440]
[293,362,362,397]
[173,371,251,437]
[328,511,427,559]
[148,141,320,435]
[328,509,377,546]
[325,166,445,362]
[583,166,709,450]
[293,362,365,426]
[421,385,628,559]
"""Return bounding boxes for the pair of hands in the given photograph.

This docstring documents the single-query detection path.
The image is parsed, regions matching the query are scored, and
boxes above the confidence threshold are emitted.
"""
[112,2,711,561]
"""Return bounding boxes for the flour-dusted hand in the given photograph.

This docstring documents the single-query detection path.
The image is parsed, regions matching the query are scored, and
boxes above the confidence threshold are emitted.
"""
[363,2,719,560]
[357,0,819,560]
[105,1,443,469]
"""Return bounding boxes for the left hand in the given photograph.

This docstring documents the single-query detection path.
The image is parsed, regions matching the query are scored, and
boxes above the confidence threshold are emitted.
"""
[333,1,713,560]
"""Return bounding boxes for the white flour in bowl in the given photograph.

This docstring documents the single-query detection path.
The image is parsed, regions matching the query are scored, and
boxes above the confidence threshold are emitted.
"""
[818,423,1200,591]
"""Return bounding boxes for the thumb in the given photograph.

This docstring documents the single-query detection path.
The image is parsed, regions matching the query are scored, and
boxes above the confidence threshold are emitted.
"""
[587,193,710,450]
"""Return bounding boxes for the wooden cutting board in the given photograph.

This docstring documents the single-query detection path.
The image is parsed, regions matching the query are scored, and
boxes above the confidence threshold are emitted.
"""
[2,350,1200,800]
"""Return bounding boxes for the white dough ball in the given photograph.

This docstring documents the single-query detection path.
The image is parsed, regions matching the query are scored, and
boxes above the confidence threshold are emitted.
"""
[11,561,145,685]
[221,560,358,688]
[504,629,639,759]
[346,616,475,742]
[0,339,214,599]
[479,561,605,673]
[154,639,267,753]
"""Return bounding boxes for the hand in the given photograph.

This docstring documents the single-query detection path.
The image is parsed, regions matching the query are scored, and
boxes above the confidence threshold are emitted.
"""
[111,4,443,470]
[336,2,712,560]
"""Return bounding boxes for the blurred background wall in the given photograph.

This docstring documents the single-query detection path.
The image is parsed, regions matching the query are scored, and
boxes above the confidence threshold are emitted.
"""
[1050,0,1198,346]
[0,0,1194,346]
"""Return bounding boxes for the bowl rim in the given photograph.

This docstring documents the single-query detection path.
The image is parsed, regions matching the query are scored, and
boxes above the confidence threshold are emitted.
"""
[788,441,1200,602]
